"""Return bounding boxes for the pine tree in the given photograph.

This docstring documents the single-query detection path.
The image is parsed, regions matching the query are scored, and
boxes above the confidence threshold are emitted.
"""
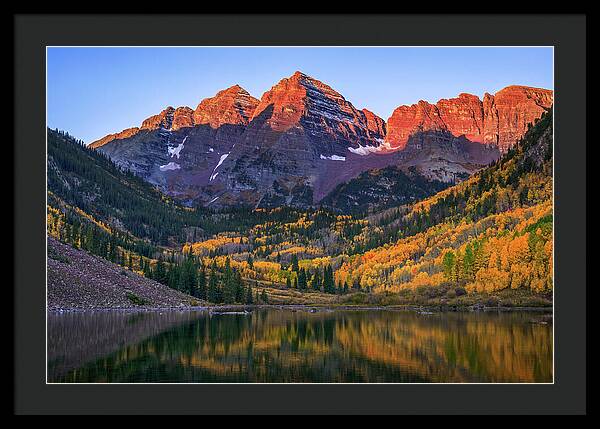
[245,284,253,305]
[155,258,167,284]
[291,254,299,272]
[234,271,244,303]
[208,264,220,303]
[312,268,322,291]
[443,251,456,283]
[298,268,307,290]
[463,244,475,282]
[197,266,207,300]
[222,258,235,304]
[323,265,335,294]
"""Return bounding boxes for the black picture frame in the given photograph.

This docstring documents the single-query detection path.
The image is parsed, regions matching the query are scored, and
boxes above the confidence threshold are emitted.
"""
[14,14,586,415]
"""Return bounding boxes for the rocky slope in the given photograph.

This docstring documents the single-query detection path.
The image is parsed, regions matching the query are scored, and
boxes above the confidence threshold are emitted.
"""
[89,72,552,210]
[321,166,448,214]
[47,237,201,310]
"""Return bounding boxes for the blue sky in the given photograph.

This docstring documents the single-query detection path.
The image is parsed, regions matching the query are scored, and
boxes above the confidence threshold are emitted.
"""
[47,47,553,143]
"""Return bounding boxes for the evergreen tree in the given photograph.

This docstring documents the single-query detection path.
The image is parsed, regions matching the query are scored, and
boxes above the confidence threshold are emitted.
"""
[155,258,167,284]
[298,268,307,290]
[207,264,220,303]
[245,284,254,305]
[443,251,456,283]
[197,265,207,300]
[463,244,475,282]
[222,258,235,304]
[323,265,335,294]
[234,271,244,303]
[291,254,299,272]
[311,268,322,291]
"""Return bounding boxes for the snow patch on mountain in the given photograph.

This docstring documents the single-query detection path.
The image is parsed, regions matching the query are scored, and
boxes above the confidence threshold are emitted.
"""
[348,144,381,156]
[347,139,392,156]
[168,136,187,159]
[159,162,181,171]
[320,154,346,161]
[210,153,229,181]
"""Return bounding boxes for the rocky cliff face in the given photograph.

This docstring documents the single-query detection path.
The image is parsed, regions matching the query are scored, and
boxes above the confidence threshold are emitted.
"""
[88,72,552,210]
[482,85,554,152]
[385,86,553,153]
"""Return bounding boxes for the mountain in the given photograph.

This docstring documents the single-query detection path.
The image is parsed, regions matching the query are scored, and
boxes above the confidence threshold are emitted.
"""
[89,72,552,210]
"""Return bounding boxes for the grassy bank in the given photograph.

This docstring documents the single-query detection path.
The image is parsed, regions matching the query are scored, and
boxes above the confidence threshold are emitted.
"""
[250,283,552,309]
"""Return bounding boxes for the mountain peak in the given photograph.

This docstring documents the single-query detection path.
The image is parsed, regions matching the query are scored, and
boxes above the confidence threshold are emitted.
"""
[220,84,249,95]
[291,70,308,79]
[140,106,176,130]
[194,85,259,128]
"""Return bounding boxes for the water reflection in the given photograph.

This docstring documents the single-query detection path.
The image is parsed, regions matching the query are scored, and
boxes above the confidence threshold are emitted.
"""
[48,309,552,383]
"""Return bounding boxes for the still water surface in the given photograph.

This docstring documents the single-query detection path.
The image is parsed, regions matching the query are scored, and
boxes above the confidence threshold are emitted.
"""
[47,308,552,383]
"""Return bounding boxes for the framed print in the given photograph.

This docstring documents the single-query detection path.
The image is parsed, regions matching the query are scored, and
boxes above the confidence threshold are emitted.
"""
[14,13,587,415]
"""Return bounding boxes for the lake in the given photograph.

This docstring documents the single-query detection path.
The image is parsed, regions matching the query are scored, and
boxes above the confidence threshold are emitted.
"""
[47,308,553,383]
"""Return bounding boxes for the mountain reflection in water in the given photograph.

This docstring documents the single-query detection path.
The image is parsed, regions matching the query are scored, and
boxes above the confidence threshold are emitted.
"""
[48,309,552,383]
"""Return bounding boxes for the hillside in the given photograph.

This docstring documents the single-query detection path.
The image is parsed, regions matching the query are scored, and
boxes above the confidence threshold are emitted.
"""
[334,110,553,302]
[48,237,202,310]
[321,166,448,214]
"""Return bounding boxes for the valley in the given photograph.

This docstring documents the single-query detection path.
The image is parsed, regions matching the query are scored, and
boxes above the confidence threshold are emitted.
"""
[47,100,554,309]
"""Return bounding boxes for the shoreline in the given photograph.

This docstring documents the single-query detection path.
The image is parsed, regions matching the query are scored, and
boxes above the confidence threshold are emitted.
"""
[48,303,553,314]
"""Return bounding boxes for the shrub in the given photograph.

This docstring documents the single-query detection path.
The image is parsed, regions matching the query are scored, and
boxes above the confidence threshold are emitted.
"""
[126,292,149,306]
[455,287,467,297]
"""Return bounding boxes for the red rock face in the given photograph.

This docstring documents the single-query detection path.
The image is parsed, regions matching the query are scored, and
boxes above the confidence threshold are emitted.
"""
[436,93,485,143]
[386,86,553,152]
[193,85,259,128]
[483,85,553,152]
[171,107,195,131]
[88,127,140,149]
[89,86,259,148]
[385,101,446,150]
[249,72,307,132]
[140,107,175,130]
